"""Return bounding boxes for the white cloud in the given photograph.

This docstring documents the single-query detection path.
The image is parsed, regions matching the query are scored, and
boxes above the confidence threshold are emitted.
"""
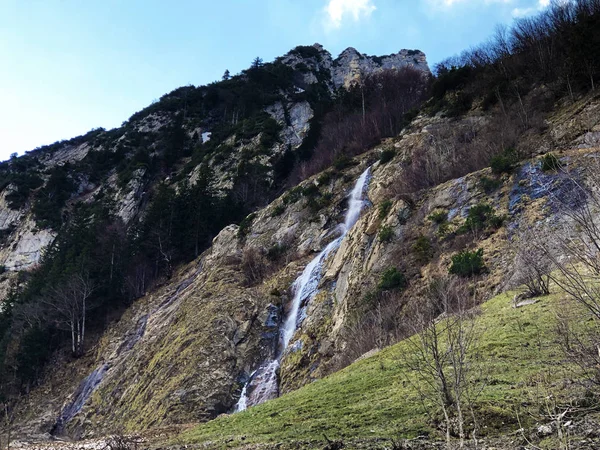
[323,0,376,29]
[428,0,513,8]
[511,0,551,17]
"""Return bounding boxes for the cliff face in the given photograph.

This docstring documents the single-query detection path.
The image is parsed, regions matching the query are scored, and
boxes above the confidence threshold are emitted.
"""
[0,43,430,439]
[0,43,429,280]
[11,84,600,439]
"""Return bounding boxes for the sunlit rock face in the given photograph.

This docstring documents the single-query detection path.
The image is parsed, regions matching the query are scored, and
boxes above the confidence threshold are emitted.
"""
[331,47,429,89]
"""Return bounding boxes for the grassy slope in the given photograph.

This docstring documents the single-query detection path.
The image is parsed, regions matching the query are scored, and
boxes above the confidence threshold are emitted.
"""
[178,290,587,448]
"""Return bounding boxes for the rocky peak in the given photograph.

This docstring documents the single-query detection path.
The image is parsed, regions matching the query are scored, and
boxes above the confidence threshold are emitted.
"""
[332,47,430,88]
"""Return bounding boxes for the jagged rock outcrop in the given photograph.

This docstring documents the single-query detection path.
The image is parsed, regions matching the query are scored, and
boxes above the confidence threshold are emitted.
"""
[332,47,429,88]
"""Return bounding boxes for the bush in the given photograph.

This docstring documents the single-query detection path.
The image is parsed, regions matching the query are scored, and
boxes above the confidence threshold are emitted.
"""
[379,200,393,219]
[479,176,502,193]
[333,155,355,171]
[428,210,448,224]
[238,213,256,240]
[283,186,303,205]
[379,225,394,243]
[379,148,396,164]
[378,267,407,291]
[317,172,332,185]
[271,204,285,217]
[266,243,288,261]
[540,153,563,172]
[413,235,433,264]
[449,248,485,277]
[459,203,503,233]
[490,148,518,175]
[302,183,320,197]
[241,247,268,285]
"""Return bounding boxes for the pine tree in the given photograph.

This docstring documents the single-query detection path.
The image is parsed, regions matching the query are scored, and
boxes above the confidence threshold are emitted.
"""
[222,69,231,81]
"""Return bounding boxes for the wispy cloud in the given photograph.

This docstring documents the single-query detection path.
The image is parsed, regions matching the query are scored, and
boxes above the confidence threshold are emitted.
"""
[427,0,513,9]
[323,0,376,30]
[511,0,551,17]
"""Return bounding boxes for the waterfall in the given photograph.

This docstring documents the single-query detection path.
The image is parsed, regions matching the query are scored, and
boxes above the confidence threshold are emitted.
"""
[236,167,371,411]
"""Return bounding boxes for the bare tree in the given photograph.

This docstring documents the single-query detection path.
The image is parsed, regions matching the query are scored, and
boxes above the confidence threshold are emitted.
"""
[401,276,483,449]
[510,228,553,298]
[539,160,600,383]
[241,247,269,286]
[41,273,95,357]
[542,161,600,320]
[0,396,18,450]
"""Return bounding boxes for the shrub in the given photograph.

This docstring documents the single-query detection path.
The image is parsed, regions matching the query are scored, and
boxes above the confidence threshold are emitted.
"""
[238,213,256,240]
[479,176,502,193]
[266,243,287,261]
[241,247,268,285]
[317,172,332,185]
[378,267,407,291]
[449,248,485,277]
[397,207,411,225]
[379,148,396,164]
[490,148,518,174]
[428,210,448,224]
[413,235,433,263]
[302,183,320,197]
[460,203,503,233]
[379,225,394,243]
[333,155,355,171]
[379,200,393,219]
[283,186,303,205]
[307,192,332,213]
[540,153,563,172]
[271,204,285,217]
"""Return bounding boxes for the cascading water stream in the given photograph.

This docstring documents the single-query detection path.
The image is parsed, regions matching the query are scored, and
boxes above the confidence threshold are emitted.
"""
[236,167,371,412]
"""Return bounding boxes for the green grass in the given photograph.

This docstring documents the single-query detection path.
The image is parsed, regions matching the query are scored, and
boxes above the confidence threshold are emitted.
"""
[178,291,585,448]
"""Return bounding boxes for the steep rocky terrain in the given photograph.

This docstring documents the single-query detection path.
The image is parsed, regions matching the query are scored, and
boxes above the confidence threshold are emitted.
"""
[3,4,600,446]
[9,83,600,443]
[0,43,431,441]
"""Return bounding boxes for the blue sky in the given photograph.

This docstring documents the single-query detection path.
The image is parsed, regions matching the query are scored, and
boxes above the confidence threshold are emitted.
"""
[0,0,549,161]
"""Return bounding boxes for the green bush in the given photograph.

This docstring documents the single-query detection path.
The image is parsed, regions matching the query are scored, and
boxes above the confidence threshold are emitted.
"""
[459,203,503,233]
[333,155,355,171]
[413,235,433,263]
[449,248,485,277]
[282,186,303,205]
[378,267,407,291]
[307,192,332,213]
[379,225,394,243]
[266,243,287,261]
[479,176,502,193]
[540,153,563,172]
[490,148,518,174]
[379,148,396,164]
[379,200,393,219]
[397,207,410,225]
[271,204,285,217]
[302,184,320,197]
[428,210,448,224]
[317,172,332,185]
[238,213,256,240]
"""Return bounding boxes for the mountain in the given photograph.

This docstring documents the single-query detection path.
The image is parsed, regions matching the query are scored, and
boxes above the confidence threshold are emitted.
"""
[3,2,600,447]
[0,43,430,439]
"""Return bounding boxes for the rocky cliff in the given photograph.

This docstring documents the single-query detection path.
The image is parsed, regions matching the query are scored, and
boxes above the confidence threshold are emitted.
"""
[0,43,429,282]
[10,81,600,440]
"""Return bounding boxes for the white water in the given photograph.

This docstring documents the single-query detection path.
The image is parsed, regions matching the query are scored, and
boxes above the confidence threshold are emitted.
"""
[236,167,371,411]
